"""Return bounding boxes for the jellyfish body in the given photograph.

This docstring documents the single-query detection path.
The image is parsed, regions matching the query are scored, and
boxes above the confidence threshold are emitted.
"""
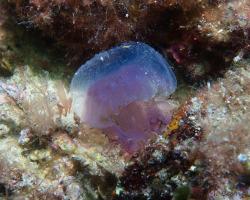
[70,42,177,152]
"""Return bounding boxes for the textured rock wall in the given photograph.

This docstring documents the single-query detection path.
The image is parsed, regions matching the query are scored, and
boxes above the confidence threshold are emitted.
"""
[11,0,250,81]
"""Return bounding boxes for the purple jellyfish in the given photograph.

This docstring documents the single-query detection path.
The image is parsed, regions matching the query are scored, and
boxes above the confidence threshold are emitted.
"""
[70,42,177,152]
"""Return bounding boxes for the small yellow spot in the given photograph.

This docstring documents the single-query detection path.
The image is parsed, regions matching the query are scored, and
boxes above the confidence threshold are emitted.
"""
[163,115,181,137]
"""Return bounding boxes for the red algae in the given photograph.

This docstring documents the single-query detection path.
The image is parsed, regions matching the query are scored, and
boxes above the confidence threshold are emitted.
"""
[11,0,250,81]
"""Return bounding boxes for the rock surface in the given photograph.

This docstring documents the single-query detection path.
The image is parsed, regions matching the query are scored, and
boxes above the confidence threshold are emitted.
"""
[0,1,249,199]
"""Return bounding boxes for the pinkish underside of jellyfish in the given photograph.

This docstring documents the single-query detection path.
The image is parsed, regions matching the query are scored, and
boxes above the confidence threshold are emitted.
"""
[70,42,177,152]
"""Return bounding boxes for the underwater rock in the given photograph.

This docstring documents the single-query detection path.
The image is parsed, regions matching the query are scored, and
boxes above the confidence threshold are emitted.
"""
[0,124,10,137]
[70,42,177,152]
[0,65,120,199]
[12,0,250,81]
[114,60,250,200]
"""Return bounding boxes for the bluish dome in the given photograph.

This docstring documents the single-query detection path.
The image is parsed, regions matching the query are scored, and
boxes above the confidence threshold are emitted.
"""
[70,42,177,152]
